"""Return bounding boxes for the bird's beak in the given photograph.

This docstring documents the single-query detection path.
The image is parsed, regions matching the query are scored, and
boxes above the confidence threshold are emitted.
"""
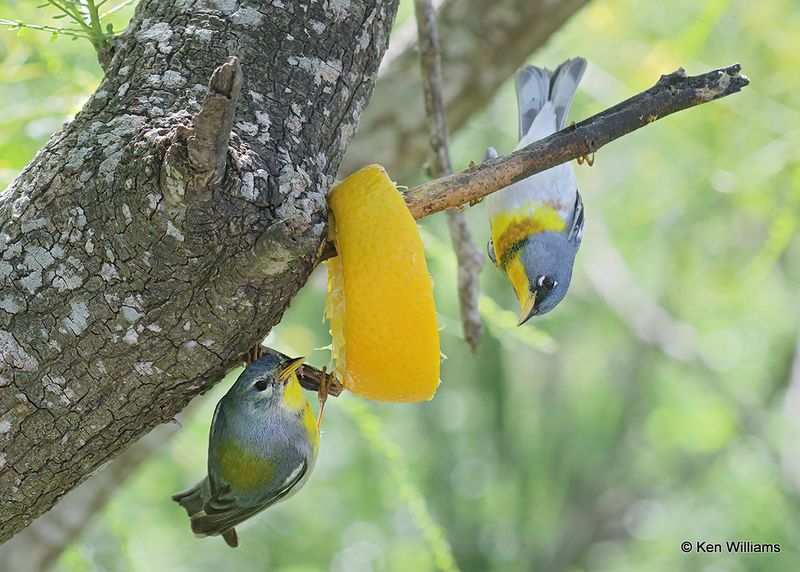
[278,356,305,382]
[517,291,537,326]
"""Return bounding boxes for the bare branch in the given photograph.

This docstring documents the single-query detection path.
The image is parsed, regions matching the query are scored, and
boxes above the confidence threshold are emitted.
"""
[403,64,750,218]
[414,0,484,352]
[187,56,243,188]
[444,213,484,350]
[414,0,452,176]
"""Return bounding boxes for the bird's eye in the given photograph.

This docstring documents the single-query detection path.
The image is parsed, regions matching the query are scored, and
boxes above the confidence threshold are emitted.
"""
[254,378,269,391]
[538,275,557,291]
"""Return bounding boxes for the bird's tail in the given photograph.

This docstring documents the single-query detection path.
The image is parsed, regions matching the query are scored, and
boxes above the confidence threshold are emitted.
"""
[172,480,240,548]
[515,57,586,139]
[222,529,240,548]
[189,514,240,548]
[171,479,207,518]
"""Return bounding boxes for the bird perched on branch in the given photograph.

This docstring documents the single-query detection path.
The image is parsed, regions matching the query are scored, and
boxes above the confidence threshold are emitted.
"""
[172,351,318,548]
[485,58,587,325]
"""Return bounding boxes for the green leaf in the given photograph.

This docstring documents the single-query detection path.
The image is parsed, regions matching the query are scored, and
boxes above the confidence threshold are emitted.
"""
[106,22,113,33]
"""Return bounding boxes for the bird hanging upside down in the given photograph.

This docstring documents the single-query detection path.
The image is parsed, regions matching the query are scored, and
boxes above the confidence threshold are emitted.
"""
[172,351,318,548]
[484,57,587,325]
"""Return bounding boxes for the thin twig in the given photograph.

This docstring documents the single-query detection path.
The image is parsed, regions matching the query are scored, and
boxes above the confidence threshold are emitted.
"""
[99,0,136,19]
[403,64,750,218]
[0,19,86,38]
[297,363,343,397]
[414,0,484,352]
[45,0,92,33]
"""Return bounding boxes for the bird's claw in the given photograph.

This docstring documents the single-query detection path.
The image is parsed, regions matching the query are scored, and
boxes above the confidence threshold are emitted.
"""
[577,152,595,167]
[246,343,263,365]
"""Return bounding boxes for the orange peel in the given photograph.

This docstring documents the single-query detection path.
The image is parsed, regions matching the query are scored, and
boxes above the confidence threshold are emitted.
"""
[325,164,440,402]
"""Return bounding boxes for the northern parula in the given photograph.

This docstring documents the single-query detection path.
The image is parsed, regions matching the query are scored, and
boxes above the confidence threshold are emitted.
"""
[172,351,319,548]
[485,58,587,325]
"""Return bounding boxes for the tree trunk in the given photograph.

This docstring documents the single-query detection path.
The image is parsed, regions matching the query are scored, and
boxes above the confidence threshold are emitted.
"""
[0,0,398,541]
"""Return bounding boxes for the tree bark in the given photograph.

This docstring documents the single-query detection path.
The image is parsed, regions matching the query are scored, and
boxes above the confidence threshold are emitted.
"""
[0,0,398,542]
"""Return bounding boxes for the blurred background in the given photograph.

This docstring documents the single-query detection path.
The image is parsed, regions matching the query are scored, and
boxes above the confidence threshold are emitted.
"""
[1,0,799,570]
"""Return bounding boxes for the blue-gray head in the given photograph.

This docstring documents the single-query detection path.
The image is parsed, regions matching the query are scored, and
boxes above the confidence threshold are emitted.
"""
[223,352,305,408]
[517,232,579,324]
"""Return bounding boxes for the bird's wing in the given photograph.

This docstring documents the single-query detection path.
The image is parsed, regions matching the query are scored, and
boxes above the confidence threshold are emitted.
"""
[191,458,308,537]
[487,239,498,268]
[567,190,585,247]
[171,477,209,517]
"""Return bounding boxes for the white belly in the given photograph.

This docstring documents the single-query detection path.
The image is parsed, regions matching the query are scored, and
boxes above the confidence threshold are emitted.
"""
[485,162,577,224]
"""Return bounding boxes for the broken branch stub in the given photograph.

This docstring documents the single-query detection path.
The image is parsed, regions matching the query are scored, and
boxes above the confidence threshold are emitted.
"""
[187,56,244,189]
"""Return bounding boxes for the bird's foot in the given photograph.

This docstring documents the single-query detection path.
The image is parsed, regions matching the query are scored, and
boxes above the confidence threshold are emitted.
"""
[577,152,595,167]
[245,343,263,365]
[468,197,484,207]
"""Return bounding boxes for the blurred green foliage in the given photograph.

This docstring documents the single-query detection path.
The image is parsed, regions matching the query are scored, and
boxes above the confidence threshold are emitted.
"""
[0,0,128,55]
[2,0,800,569]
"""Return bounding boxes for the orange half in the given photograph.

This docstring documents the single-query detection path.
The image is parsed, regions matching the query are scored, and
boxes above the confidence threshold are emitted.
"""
[325,165,440,402]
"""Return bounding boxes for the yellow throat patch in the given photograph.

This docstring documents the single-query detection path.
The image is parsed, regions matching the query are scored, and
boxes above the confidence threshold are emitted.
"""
[282,374,319,452]
[490,203,566,301]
